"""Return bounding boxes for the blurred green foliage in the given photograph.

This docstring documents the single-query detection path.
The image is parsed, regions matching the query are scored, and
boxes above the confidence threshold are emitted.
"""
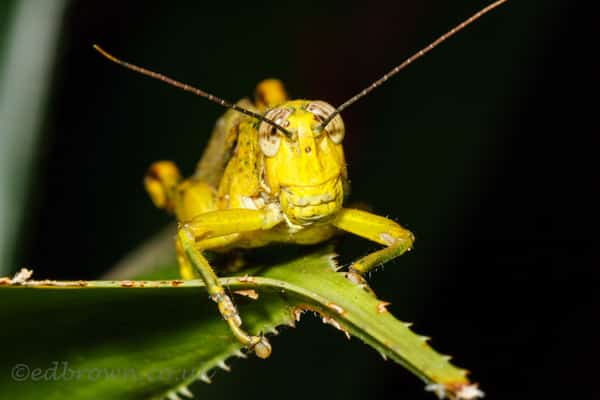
[0,0,67,274]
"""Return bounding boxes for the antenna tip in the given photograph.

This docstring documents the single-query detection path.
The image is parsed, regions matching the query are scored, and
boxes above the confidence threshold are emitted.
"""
[92,44,119,64]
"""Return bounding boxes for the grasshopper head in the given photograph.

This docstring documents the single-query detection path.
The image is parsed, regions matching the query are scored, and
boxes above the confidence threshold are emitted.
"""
[258,100,347,226]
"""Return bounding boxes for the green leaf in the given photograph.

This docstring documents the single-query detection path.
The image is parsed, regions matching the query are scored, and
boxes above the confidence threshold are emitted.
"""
[0,248,479,400]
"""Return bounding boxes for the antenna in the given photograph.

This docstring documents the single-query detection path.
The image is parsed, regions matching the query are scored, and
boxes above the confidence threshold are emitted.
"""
[317,0,508,131]
[93,45,293,138]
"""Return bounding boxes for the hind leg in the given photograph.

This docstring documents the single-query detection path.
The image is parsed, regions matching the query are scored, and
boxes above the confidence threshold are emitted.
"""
[144,161,182,212]
[145,160,218,221]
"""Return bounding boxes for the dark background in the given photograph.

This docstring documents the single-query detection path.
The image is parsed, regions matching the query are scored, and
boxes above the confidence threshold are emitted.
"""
[4,0,597,399]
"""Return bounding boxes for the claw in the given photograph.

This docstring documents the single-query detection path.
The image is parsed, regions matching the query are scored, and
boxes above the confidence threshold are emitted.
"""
[251,336,272,359]
[346,268,367,285]
[345,267,375,294]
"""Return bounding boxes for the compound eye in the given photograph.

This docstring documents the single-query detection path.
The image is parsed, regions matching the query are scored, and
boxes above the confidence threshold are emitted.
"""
[258,108,291,157]
[306,101,345,143]
[258,125,281,157]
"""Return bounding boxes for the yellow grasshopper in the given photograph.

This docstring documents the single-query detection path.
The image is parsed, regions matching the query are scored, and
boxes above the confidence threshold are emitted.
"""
[95,0,507,359]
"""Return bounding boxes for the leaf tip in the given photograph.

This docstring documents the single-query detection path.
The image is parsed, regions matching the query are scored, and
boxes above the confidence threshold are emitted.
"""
[376,301,391,314]
[327,302,346,315]
[425,383,446,399]
[199,372,212,384]
[292,307,304,322]
[456,384,485,399]
[425,383,485,400]
[217,360,231,372]
[234,349,247,359]
[166,391,182,400]
[9,268,33,284]
[327,252,342,271]
[322,316,351,339]
[177,385,194,398]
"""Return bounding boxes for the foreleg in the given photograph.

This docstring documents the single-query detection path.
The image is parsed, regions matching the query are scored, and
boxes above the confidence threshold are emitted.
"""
[176,205,283,358]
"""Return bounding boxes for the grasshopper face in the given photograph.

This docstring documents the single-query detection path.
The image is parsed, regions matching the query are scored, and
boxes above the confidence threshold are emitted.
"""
[258,100,347,226]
